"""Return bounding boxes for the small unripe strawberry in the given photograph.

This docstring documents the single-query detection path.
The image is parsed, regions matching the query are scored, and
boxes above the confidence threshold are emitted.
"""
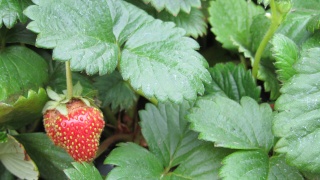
[43,85,105,162]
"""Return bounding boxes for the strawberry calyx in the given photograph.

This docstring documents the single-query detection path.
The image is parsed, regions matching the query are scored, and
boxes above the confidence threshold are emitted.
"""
[42,82,94,116]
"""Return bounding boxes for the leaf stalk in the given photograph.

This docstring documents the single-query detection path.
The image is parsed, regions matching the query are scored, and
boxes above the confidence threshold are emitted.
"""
[252,0,290,79]
[65,61,73,99]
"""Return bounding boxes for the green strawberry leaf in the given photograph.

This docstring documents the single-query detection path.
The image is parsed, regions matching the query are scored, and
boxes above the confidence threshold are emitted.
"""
[106,142,230,180]
[220,150,269,179]
[205,63,261,102]
[258,59,281,100]
[0,135,39,180]
[208,0,264,51]
[268,156,303,180]
[139,102,202,167]
[220,151,303,180]
[64,162,102,180]
[105,143,163,179]
[306,14,320,33]
[271,34,299,83]
[93,71,138,111]
[0,0,32,28]
[14,133,74,180]
[157,7,207,38]
[0,46,48,103]
[25,0,210,103]
[0,23,36,45]
[166,144,231,179]
[142,0,201,15]
[106,102,230,179]
[187,96,274,151]
[0,88,48,129]
[273,45,320,172]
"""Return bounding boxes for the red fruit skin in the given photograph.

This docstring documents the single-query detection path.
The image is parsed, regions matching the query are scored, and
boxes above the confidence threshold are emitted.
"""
[43,100,105,162]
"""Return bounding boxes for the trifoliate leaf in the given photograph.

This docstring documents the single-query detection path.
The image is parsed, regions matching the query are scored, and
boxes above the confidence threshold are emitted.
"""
[268,156,303,180]
[168,144,231,180]
[139,102,202,167]
[208,0,264,51]
[0,0,32,28]
[272,34,299,83]
[105,143,163,180]
[0,23,36,45]
[157,7,207,38]
[0,135,39,180]
[0,46,48,103]
[205,63,261,102]
[220,150,269,180]
[273,44,320,172]
[14,133,73,180]
[188,96,274,151]
[93,71,138,111]
[64,162,102,180]
[0,88,48,129]
[25,0,210,103]
[142,0,201,15]
[105,142,229,180]
[106,102,230,179]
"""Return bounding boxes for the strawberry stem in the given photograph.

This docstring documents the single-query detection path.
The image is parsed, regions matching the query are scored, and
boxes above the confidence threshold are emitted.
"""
[95,133,132,159]
[66,61,73,99]
[252,0,290,79]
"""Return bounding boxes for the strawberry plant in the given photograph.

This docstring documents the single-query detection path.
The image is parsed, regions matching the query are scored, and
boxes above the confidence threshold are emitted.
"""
[1,0,320,179]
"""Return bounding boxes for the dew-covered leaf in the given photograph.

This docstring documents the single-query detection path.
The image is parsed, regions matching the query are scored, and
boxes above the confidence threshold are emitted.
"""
[157,7,207,38]
[205,63,260,102]
[25,0,210,103]
[273,42,320,172]
[220,150,269,180]
[64,162,102,180]
[188,96,274,151]
[93,71,138,111]
[271,34,299,83]
[105,143,163,180]
[14,133,73,180]
[142,0,201,15]
[0,88,48,130]
[0,46,48,103]
[208,0,264,51]
[0,0,32,28]
[0,135,39,180]
[139,102,202,167]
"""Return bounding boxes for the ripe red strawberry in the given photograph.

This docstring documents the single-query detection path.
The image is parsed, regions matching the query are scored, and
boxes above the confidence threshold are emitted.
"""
[43,88,105,162]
